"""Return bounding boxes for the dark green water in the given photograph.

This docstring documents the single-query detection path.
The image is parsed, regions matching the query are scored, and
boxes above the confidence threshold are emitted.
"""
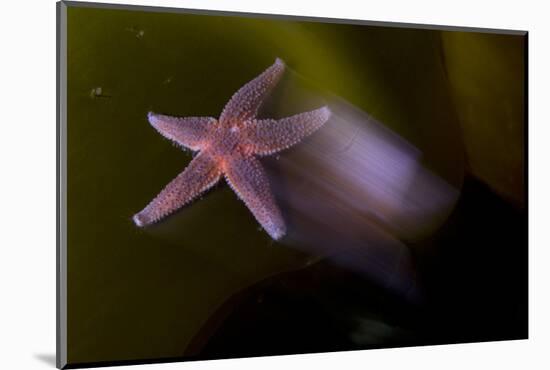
[66,4,525,365]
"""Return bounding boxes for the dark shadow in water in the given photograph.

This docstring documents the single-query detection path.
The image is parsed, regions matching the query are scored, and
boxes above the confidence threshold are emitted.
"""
[34,353,56,367]
[196,176,527,358]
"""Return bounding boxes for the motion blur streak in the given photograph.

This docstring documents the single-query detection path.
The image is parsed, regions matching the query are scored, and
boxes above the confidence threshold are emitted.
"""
[266,75,459,300]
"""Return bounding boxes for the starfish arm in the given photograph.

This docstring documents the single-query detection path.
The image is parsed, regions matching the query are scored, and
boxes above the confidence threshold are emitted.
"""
[243,106,331,156]
[148,112,216,151]
[133,152,221,227]
[219,58,285,124]
[224,156,286,240]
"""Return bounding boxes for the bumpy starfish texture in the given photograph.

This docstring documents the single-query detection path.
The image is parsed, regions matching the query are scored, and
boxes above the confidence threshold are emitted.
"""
[133,58,331,240]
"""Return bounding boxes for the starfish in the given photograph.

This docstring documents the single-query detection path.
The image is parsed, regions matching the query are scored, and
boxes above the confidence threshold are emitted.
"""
[133,58,331,240]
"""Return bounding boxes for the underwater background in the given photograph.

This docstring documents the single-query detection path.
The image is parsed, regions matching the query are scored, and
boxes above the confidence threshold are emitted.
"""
[65,3,526,366]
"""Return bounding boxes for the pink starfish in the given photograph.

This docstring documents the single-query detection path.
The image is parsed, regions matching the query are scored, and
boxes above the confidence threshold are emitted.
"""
[133,58,331,240]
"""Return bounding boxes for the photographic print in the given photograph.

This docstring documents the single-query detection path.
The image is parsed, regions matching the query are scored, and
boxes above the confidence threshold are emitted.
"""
[57,1,527,368]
